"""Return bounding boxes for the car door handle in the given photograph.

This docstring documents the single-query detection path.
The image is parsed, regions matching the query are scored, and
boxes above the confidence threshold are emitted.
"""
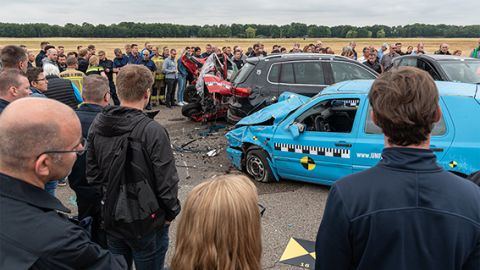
[335,142,352,147]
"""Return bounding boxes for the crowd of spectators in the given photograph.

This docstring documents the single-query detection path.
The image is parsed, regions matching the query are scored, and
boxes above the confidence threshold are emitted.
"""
[0,38,479,269]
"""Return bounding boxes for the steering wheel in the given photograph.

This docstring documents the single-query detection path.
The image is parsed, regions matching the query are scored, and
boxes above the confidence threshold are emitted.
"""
[314,115,330,132]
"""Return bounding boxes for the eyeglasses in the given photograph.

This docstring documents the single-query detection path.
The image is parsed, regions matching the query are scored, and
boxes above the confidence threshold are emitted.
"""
[258,203,266,217]
[36,137,87,159]
[34,78,47,82]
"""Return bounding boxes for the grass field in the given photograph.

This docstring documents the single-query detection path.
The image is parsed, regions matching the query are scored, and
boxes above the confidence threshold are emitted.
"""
[0,37,477,58]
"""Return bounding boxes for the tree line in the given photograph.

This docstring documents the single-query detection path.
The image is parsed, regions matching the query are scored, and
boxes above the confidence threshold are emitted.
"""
[0,22,478,38]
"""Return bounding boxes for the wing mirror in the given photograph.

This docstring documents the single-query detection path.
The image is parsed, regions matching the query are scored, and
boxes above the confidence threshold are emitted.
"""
[289,122,305,138]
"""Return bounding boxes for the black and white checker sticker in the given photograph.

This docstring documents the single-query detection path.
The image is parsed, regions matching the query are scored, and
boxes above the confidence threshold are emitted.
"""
[274,143,350,159]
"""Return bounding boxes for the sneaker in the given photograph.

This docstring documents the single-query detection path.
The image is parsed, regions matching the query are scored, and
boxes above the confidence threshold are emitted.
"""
[178,102,185,106]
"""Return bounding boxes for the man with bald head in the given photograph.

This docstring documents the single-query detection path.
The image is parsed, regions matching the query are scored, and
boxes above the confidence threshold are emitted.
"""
[42,48,59,67]
[0,98,127,269]
[435,43,451,55]
[0,69,31,113]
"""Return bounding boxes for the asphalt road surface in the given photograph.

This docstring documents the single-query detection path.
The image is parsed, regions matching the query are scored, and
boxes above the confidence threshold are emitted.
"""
[57,106,331,269]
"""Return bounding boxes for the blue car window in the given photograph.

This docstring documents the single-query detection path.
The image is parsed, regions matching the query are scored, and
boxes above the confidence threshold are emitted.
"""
[293,62,325,85]
[365,106,446,135]
[296,98,360,133]
[280,63,295,84]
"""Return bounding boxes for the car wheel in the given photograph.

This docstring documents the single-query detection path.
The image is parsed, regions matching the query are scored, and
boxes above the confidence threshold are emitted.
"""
[184,85,199,103]
[246,149,273,183]
[181,102,202,118]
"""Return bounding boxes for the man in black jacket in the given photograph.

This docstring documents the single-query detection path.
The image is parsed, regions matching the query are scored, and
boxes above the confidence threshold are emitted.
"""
[0,98,126,269]
[69,75,110,248]
[35,41,49,67]
[87,65,181,270]
[315,67,480,270]
[98,50,120,105]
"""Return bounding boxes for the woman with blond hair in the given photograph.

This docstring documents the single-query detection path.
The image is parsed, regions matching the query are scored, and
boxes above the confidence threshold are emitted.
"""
[85,55,107,78]
[171,175,262,270]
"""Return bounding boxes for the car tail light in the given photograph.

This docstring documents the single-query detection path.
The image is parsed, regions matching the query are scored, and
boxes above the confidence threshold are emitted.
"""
[232,87,252,97]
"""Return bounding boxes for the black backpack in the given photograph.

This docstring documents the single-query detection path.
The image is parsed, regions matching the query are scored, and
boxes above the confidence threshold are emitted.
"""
[102,117,164,240]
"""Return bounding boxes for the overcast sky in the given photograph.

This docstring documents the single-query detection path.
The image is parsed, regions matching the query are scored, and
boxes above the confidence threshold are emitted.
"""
[2,0,479,26]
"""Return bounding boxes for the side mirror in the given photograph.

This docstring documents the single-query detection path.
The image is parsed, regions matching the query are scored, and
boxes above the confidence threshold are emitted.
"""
[289,122,305,138]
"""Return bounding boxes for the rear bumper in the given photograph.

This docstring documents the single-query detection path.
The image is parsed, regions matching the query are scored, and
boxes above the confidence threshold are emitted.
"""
[226,147,243,171]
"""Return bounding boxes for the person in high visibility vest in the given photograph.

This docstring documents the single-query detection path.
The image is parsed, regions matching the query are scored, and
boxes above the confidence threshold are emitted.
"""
[60,56,86,93]
[86,55,107,79]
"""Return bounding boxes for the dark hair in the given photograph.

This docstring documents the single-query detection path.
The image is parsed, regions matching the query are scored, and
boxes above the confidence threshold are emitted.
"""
[0,69,27,96]
[369,67,439,146]
[88,44,95,50]
[40,41,49,47]
[77,45,83,50]
[0,46,27,68]
[26,67,43,85]
[44,45,55,52]
[130,44,138,49]
[58,54,66,59]
[194,47,201,52]
[67,51,78,58]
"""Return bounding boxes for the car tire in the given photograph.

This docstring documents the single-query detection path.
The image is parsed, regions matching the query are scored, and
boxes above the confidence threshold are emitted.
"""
[245,149,274,183]
[184,85,198,103]
[181,102,201,118]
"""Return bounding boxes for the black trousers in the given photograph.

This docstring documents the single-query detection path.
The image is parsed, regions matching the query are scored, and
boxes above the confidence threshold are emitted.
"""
[165,78,177,106]
[109,81,120,105]
[76,188,107,248]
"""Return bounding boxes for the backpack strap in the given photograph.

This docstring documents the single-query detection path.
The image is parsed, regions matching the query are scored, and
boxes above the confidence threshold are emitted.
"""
[129,116,153,141]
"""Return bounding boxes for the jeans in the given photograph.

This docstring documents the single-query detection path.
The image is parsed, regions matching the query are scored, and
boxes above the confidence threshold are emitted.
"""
[177,74,187,103]
[165,78,177,107]
[45,180,58,196]
[107,224,170,270]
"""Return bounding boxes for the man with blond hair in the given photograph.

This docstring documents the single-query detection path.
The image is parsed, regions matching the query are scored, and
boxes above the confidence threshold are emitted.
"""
[87,65,180,270]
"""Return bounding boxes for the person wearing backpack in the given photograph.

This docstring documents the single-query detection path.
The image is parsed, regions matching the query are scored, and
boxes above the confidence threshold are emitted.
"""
[86,65,181,270]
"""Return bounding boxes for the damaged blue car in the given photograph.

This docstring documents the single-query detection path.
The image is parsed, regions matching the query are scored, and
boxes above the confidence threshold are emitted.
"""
[225,80,480,186]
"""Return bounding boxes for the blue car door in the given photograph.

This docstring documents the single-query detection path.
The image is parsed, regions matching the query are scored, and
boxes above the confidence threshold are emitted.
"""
[353,98,454,173]
[271,94,364,185]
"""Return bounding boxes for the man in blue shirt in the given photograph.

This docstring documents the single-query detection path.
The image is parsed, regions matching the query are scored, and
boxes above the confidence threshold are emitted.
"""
[128,44,140,64]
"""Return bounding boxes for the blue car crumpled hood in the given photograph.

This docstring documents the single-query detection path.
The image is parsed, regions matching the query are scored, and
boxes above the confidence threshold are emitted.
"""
[236,92,309,126]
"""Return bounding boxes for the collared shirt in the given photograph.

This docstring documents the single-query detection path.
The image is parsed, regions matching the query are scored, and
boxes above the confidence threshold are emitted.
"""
[99,59,114,82]
[163,57,178,79]
[0,172,127,269]
[128,54,141,64]
[113,55,129,69]
[0,98,10,114]
[136,58,157,72]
